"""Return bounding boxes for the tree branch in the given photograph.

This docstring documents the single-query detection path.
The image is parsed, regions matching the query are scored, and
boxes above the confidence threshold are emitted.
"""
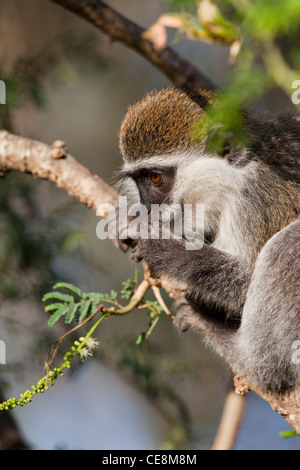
[0,130,118,211]
[234,376,300,435]
[49,0,216,99]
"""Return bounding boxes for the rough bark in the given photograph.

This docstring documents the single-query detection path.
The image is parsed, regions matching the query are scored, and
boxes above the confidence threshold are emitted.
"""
[234,376,300,435]
[0,130,118,211]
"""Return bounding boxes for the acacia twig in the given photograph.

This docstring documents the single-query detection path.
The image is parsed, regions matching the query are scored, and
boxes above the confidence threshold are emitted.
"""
[0,392,31,450]
[44,304,104,374]
[103,279,150,315]
[49,0,216,100]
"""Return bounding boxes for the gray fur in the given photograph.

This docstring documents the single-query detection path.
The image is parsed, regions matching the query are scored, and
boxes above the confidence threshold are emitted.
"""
[235,220,300,390]
[128,159,300,391]
[118,88,300,392]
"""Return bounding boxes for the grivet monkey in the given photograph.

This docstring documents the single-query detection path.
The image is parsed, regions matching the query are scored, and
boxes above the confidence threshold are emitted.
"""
[115,87,300,392]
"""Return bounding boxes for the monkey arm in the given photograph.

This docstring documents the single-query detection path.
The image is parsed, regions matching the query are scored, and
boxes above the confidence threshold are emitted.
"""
[132,238,251,316]
[173,297,239,366]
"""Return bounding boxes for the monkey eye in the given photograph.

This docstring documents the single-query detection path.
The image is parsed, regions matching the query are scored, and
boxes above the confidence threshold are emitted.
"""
[150,172,162,184]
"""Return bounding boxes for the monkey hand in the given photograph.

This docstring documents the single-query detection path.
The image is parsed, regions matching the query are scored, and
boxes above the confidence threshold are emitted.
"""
[130,242,144,262]
[103,202,137,253]
[130,237,186,277]
[130,238,167,273]
[172,298,195,332]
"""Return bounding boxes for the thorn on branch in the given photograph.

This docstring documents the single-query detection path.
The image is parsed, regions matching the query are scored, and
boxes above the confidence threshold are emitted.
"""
[50,139,68,159]
[233,375,250,396]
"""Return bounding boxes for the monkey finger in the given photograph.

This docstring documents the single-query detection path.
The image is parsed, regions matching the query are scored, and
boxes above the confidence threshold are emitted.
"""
[116,239,130,253]
[130,244,143,263]
[173,299,193,332]
[176,317,191,332]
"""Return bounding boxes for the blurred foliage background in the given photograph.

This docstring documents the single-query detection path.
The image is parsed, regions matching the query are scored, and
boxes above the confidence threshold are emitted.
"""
[0,0,299,450]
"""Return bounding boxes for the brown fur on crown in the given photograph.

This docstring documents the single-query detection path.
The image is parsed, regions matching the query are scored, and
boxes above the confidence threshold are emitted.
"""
[119,87,213,161]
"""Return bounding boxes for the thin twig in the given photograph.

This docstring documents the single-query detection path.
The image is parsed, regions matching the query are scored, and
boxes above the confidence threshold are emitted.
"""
[44,304,103,374]
[151,284,176,324]
[103,279,150,315]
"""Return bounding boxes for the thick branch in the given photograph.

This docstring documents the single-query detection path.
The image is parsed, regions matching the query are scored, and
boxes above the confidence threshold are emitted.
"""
[234,376,300,435]
[0,130,118,211]
[49,0,216,98]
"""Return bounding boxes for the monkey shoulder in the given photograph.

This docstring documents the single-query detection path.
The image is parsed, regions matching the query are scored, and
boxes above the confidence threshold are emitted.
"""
[247,112,300,184]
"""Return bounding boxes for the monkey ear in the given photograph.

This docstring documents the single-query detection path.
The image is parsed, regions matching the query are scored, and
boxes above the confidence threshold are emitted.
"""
[205,125,250,166]
[221,141,236,162]
[114,237,134,253]
[205,125,235,157]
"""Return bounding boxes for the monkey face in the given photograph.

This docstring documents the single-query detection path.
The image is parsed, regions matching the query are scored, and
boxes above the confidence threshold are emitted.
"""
[119,165,176,210]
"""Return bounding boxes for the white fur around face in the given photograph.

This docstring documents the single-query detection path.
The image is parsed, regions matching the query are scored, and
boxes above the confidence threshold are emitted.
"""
[116,176,140,204]
[171,155,258,260]
[120,150,259,261]
[122,149,203,174]
[118,149,205,204]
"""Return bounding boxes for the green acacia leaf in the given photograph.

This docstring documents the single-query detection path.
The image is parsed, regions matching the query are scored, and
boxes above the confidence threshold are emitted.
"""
[44,302,65,312]
[78,299,92,322]
[109,290,118,300]
[65,302,79,324]
[48,304,70,327]
[42,291,74,303]
[136,332,147,345]
[83,292,105,302]
[52,282,82,297]
[279,429,299,438]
